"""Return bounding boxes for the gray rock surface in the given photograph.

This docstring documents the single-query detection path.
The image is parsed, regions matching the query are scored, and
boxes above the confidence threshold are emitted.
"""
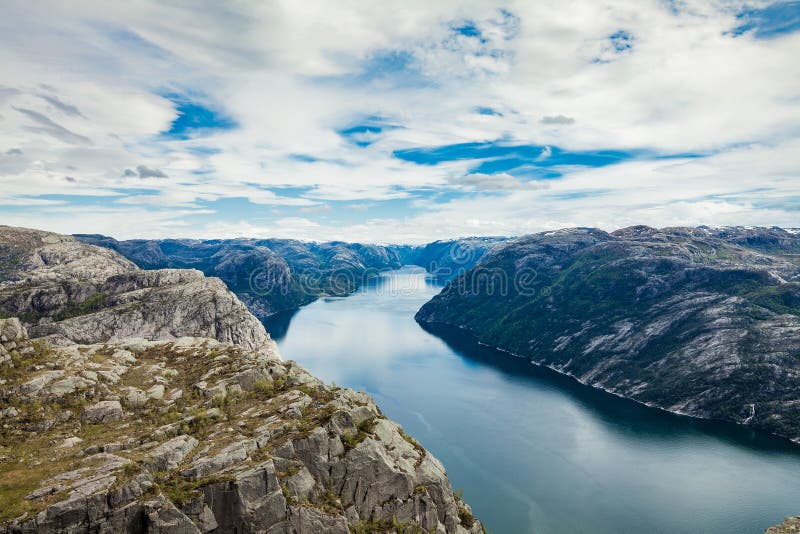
[0,335,481,533]
[83,400,123,424]
[0,224,480,533]
[0,226,276,355]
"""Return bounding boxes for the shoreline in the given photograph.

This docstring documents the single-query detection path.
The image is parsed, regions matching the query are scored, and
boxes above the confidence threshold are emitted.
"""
[417,318,800,448]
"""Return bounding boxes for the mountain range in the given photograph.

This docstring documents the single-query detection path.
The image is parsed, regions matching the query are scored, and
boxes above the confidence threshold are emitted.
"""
[76,235,505,319]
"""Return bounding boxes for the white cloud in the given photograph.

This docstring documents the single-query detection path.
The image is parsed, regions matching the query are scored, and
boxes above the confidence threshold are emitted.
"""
[0,0,797,241]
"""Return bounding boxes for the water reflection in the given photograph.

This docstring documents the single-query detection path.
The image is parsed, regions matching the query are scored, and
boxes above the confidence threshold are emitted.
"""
[420,321,799,455]
[267,267,800,534]
[262,308,299,342]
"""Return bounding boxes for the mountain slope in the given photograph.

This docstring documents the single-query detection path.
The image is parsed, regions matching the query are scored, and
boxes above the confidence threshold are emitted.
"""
[416,226,800,442]
[0,225,481,533]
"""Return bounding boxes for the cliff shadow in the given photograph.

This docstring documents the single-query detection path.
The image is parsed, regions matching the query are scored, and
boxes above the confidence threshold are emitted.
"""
[418,321,800,457]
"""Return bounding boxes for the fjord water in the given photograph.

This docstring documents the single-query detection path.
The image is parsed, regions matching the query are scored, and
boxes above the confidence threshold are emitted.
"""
[266,267,800,534]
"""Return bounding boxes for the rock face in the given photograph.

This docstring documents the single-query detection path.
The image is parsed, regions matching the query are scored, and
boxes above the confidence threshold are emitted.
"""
[768,517,800,533]
[416,226,800,442]
[76,234,504,319]
[0,225,481,533]
[0,226,275,354]
[0,334,481,533]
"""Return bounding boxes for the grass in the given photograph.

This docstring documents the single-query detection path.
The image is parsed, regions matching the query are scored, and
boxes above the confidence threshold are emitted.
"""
[0,334,462,532]
[53,292,108,321]
[321,485,344,515]
[159,473,234,505]
[398,428,426,466]
[342,418,377,451]
[458,505,476,528]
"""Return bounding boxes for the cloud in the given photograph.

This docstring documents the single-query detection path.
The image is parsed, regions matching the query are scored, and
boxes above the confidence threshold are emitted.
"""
[135,165,167,178]
[0,1,797,241]
[0,85,20,101]
[540,115,575,125]
[13,107,91,144]
[299,204,332,214]
[37,93,86,118]
[452,172,549,191]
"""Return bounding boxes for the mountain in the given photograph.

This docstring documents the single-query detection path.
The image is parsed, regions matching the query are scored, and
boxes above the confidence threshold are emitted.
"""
[75,235,505,319]
[0,226,481,533]
[416,225,800,442]
[408,237,508,281]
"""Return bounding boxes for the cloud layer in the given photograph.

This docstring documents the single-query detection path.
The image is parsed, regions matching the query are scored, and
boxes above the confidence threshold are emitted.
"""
[0,0,798,242]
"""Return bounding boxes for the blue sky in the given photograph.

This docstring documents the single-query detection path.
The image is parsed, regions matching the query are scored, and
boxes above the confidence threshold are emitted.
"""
[0,0,798,242]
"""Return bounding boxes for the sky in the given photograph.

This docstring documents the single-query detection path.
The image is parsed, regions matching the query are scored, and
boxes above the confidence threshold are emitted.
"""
[0,0,798,243]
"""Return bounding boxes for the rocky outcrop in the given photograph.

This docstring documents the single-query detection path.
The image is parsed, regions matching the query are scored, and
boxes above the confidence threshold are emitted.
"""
[0,226,274,354]
[767,516,800,533]
[416,225,800,442]
[0,330,481,533]
[0,225,481,533]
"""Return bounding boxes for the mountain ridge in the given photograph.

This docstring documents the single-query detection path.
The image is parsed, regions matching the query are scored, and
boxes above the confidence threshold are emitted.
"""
[415,225,800,443]
[75,234,507,319]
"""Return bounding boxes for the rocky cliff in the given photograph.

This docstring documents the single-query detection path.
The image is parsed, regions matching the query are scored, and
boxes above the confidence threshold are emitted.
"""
[0,226,275,354]
[0,226,481,533]
[416,226,800,442]
[768,517,800,533]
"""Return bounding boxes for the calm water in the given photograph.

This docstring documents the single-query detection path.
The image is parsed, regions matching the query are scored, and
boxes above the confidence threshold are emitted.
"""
[265,267,800,534]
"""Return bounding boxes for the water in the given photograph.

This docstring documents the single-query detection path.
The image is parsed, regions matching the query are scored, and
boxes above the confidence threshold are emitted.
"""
[265,267,800,534]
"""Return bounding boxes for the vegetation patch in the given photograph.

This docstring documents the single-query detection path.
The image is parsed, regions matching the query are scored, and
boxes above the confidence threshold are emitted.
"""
[342,418,377,451]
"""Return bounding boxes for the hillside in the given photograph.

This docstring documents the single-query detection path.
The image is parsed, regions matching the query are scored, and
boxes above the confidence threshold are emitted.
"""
[416,226,800,442]
[0,226,481,533]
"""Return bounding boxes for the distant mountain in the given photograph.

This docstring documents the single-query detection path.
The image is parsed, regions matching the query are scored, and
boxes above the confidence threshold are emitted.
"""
[416,226,800,442]
[76,235,506,319]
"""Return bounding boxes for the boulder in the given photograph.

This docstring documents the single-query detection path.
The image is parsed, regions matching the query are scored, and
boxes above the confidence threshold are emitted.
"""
[83,400,123,424]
